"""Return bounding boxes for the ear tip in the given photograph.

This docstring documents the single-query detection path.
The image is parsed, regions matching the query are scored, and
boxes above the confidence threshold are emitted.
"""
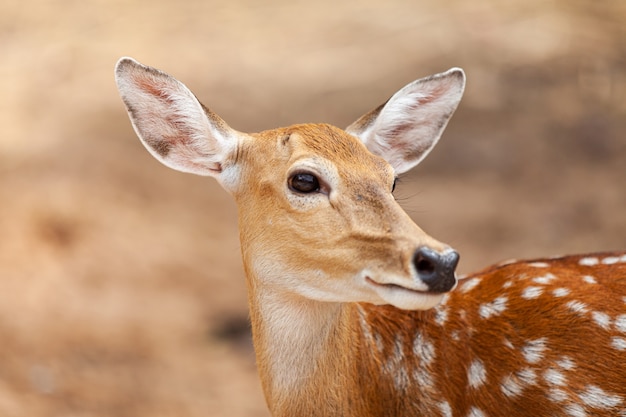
[445,67,466,82]
[115,57,142,76]
[447,67,465,76]
[443,67,466,93]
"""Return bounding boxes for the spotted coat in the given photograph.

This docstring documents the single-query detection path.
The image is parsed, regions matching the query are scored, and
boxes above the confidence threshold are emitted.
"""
[352,252,626,417]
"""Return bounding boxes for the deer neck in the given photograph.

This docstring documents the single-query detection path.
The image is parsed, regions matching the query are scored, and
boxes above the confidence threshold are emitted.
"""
[244,271,370,416]
[244,269,445,417]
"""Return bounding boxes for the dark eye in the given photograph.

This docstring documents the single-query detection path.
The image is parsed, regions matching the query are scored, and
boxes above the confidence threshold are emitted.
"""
[289,172,320,194]
[392,177,398,193]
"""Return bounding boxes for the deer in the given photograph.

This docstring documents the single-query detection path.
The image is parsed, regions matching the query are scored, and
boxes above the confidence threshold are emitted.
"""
[114,57,626,417]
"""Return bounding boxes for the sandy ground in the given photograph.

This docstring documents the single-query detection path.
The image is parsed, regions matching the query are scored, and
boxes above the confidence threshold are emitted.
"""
[0,0,625,415]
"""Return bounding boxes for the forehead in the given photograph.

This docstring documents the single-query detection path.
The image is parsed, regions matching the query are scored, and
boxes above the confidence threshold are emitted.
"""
[255,123,392,177]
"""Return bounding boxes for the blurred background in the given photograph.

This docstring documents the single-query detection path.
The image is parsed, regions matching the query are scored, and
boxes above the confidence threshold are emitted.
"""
[0,0,625,415]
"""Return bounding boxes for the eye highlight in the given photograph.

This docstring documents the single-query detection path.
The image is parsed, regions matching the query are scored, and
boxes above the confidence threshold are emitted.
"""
[289,172,320,194]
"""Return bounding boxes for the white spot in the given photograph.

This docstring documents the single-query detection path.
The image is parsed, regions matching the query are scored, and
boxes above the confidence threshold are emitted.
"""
[611,337,626,351]
[479,296,508,319]
[582,275,597,284]
[615,314,626,333]
[579,385,623,409]
[358,309,376,345]
[412,333,436,365]
[552,287,571,297]
[374,333,385,353]
[543,368,567,386]
[392,336,404,360]
[502,280,513,289]
[460,278,482,293]
[383,338,400,373]
[394,365,410,391]
[522,339,548,364]
[623,296,626,304]
[468,406,486,417]
[528,262,549,268]
[564,404,587,417]
[566,300,589,315]
[503,338,515,350]
[517,368,538,386]
[411,332,436,389]
[591,311,611,330]
[412,367,434,388]
[434,306,449,326]
[501,374,523,398]
[549,388,569,402]
[601,256,620,265]
[556,356,576,371]
[468,359,487,389]
[533,273,557,285]
[579,257,599,266]
[438,401,452,417]
[522,286,543,299]
[385,336,409,390]
[621,254,626,263]
[451,331,460,341]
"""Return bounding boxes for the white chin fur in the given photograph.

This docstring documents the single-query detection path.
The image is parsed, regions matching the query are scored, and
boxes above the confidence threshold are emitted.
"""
[371,285,445,310]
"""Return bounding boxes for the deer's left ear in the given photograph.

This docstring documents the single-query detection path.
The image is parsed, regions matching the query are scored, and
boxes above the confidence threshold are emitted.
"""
[347,68,465,175]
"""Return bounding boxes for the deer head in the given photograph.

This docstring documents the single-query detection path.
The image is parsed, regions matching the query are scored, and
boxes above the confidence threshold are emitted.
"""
[115,57,465,311]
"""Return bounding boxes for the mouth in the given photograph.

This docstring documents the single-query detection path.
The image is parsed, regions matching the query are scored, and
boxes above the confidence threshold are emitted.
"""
[364,276,445,310]
[365,276,426,294]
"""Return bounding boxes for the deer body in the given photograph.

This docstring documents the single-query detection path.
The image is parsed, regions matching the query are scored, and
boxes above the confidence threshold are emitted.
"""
[115,58,626,417]
[248,252,626,417]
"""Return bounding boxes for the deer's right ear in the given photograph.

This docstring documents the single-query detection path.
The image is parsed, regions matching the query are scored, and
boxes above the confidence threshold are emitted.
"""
[115,57,241,185]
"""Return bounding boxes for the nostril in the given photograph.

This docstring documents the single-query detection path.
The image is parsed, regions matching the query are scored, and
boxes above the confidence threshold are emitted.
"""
[413,247,439,281]
[415,256,436,276]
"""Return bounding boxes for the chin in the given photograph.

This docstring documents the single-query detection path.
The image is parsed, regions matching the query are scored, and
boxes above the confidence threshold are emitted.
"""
[384,291,445,311]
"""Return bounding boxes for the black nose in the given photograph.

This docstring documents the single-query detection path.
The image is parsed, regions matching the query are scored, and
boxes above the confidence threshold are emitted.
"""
[413,247,459,293]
